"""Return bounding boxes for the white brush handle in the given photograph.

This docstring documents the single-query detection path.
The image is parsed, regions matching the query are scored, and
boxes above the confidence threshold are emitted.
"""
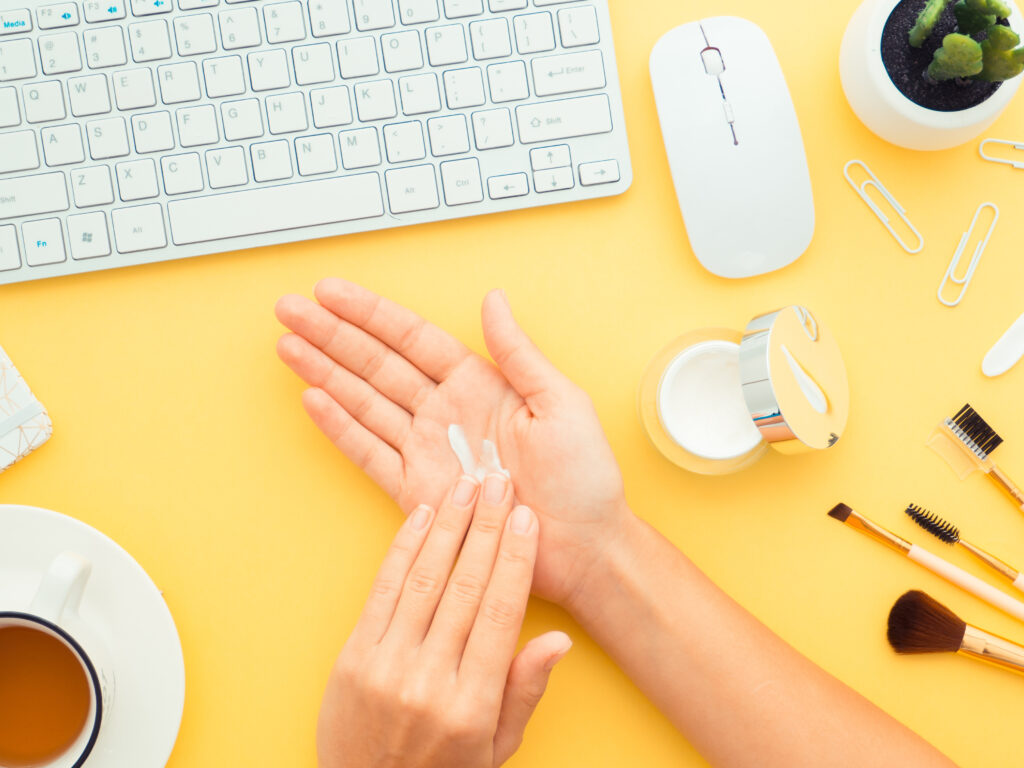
[909,545,1024,622]
[1015,573,1024,595]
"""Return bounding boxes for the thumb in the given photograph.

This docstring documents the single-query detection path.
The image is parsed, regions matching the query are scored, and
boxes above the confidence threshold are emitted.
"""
[492,631,572,766]
[481,290,571,413]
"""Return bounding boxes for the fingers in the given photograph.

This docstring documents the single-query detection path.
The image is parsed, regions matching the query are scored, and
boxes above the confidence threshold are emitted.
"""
[300,388,403,499]
[276,293,434,414]
[350,505,435,646]
[492,631,572,766]
[314,278,472,383]
[385,476,481,645]
[424,473,515,657]
[460,505,538,690]
[481,290,570,415]
[278,333,412,451]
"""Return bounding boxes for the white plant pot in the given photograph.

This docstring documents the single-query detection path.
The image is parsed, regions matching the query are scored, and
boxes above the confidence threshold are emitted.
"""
[840,0,1024,150]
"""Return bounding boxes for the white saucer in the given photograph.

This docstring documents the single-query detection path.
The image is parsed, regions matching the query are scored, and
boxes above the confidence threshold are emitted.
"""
[0,505,185,767]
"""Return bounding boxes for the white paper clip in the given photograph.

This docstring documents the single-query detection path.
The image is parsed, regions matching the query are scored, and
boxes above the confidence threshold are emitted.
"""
[843,160,924,254]
[937,202,999,308]
[979,138,1024,169]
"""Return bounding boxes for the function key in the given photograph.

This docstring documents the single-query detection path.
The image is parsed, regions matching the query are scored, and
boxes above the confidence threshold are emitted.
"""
[38,4,81,29]
[132,0,173,15]
[0,9,32,35]
[84,2,128,22]
[179,0,221,8]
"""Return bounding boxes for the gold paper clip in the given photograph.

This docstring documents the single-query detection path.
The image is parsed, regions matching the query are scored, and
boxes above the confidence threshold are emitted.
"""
[979,138,1024,169]
[937,202,999,308]
[843,160,924,254]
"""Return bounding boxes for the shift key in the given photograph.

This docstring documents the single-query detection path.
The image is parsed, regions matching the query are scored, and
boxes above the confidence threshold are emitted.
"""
[0,172,69,221]
[516,94,612,144]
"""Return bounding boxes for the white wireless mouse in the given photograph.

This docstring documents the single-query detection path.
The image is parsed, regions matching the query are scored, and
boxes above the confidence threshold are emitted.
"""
[650,17,815,279]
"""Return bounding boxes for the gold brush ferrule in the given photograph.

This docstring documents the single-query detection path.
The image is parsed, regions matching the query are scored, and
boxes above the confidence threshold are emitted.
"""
[987,466,1024,511]
[959,626,1024,676]
[842,508,912,555]
[958,540,1021,583]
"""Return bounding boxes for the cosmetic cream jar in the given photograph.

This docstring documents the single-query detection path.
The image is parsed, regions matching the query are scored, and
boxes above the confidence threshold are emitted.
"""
[639,306,850,475]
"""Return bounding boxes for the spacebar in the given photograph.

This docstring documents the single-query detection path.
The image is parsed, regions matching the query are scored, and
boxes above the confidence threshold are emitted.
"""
[167,174,385,246]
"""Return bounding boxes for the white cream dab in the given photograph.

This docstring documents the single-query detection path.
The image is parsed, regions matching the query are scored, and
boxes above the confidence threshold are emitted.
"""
[448,425,510,481]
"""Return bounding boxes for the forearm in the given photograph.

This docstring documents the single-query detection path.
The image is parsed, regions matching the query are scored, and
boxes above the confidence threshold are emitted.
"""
[566,513,956,768]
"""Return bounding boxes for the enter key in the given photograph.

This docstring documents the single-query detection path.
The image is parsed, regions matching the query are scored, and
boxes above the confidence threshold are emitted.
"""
[532,50,606,97]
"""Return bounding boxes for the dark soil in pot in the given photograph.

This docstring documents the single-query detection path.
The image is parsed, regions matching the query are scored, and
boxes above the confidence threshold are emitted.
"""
[881,0,1002,111]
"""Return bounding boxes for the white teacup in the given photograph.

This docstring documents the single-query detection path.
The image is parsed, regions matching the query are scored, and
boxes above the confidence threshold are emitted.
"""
[0,552,115,768]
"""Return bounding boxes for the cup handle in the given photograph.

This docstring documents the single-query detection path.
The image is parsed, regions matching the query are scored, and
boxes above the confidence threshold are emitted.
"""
[29,552,92,624]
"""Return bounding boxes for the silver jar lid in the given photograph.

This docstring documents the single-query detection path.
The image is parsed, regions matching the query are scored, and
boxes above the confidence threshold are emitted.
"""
[738,306,850,453]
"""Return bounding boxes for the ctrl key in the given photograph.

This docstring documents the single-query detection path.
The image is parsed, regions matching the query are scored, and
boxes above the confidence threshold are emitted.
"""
[22,218,66,266]
[0,225,20,271]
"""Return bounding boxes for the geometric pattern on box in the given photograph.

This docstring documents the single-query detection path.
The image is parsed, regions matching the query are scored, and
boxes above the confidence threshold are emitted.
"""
[0,345,52,474]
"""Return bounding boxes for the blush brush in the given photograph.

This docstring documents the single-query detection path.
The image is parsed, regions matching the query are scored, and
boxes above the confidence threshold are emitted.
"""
[888,590,1024,677]
[905,504,1024,595]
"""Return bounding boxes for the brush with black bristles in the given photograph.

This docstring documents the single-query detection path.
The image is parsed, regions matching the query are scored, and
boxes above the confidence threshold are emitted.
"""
[888,590,1024,677]
[905,504,1024,595]
[929,403,1024,515]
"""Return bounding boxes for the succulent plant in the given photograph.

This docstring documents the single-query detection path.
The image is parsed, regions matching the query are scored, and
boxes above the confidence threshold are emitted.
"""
[910,0,951,47]
[928,32,985,80]
[978,23,1024,79]
[954,0,998,34]
[965,0,1012,16]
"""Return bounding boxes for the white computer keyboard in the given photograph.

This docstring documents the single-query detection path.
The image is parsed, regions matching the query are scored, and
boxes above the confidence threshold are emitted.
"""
[0,0,631,285]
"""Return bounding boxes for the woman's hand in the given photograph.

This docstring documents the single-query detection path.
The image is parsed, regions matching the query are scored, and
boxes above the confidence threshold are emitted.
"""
[275,279,632,606]
[317,473,570,768]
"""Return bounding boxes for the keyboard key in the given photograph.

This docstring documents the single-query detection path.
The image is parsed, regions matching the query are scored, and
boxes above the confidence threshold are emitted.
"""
[88,116,131,158]
[0,39,37,81]
[39,32,82,74]
[443,0,482,18]
[203,55,245,96]
[533,0,577,5]
[174,13,217,55]
[70,165,115,207]
[558,6,599,47]
[512,12,554,54]
[177,104,219,145]
[533,166,573,192]
[384,121,425,163]
[116,157,159,199]
[42,124,86,166]
[399,72,440,115]
[529,144,569,170]
[114,67,157,108]
[354,79,397,121]
[179,0,220,7]
[0,130,39,173]
[486,172,527,199]
[221,97,263,139]
[292,42,334,85]
[440,158,482,205]
[427,114,469,156]
[311,85,353,128]
[206,146,248,188]
[399,0,440,24]
[531,50,604,97]
[129,19,172,61]
[132,110,175,151]
[489,0,526,10]
[248,48,290,90]
[442,66,484,109]
[219,8,260,49]
[425,24,466,66]
[0,172,68,220]
[167,174,385,244]
[469,18,510,60]
[250,139,292,181]
[161,152,204,193]
[471,107,512,150]
[0,87,20,126]
[579,159,619,185]
[385,164,437,213]
[339,127,380,169]
[23,218,66,265]
[84,2,127,22]
[112,203,166,252]
[338,36,378,78]
[515,93,611,143]
[132,0,173,16]
[0,9,33,35]
[266,92,307,133]
[295,133,337,175]
[67,211,111,259]
[263,2,306,43]
[308,1,350,38]
[68,74,112,116]
[84,26,129,68]
[23,81,67,123]
[158,61,201,102]
[0,225,19,271]
[37,5,80,30]
[486,60,527,102]
[353,0,396,31]
[381,30,422,72]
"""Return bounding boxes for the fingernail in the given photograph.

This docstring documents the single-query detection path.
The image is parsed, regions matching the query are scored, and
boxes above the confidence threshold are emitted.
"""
[510,505,534,534]
[483,474,508,505]
[545,639,573,671]
[411,505,433,531]
[452,475,479,507]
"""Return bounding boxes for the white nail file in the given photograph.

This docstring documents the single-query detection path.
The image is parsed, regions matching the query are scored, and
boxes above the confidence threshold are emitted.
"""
[0,345,52,473]
[983,311,1024,377]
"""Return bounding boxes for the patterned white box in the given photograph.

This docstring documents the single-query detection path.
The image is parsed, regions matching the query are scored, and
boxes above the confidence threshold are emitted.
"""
[0,345,52,474]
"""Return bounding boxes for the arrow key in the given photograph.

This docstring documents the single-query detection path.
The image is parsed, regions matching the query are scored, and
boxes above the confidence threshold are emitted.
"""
[487,172,528,200]
[529,144,570,171]
[532,166,573,194]
[579,159,619,186]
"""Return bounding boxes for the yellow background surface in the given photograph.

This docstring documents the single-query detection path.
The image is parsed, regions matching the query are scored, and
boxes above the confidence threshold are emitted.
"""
[2,1,1024,765]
